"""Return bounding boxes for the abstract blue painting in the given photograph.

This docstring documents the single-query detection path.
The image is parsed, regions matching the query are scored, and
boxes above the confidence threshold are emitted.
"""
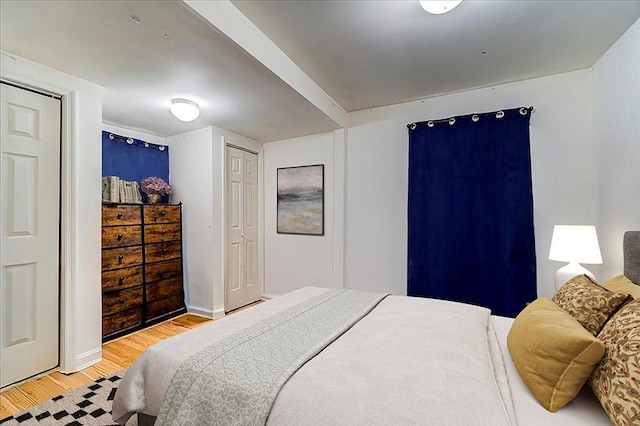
[277,164,324,235]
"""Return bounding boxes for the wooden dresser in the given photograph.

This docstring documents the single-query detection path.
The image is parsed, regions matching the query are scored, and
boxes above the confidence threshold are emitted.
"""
[101,203,186,341]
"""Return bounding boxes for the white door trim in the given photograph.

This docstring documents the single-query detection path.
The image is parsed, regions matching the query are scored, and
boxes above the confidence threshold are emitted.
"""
[1,83,61,386]
[217,130,263,314]
[224,147,260,311]
[1,75,78,373]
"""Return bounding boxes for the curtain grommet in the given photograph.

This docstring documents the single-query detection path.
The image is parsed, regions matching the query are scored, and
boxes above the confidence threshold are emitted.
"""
[427,121,434,128]
[448,118,456,125]
[472,115,479,122]
[496,111,505,119]
[126,138,134,145]
[109,133,115,140]
[409,123,417,130]
[159,145,166,151]
[519,107,528,115]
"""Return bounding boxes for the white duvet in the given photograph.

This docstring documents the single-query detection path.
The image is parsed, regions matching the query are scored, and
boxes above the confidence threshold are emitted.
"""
[113,287,610,425]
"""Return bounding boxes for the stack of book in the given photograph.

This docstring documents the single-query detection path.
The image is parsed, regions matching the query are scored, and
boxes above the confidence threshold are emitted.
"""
[102,176,142,203]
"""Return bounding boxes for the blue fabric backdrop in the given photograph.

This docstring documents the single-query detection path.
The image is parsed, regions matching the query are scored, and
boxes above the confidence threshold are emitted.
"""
[102,131,170,203]
[407,108,537,317]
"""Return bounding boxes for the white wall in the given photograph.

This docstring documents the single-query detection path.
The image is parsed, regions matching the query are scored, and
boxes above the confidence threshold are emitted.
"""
[168,126,262,316]
[167,127,216,315]
[263,131,345,297]
[593,18,640,280]
[2,51,103,372]
[346,69,597,298]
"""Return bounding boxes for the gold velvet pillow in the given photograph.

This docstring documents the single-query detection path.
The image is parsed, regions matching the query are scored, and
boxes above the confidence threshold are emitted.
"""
[589,299,640,425]
[552,274,631,336]
[603,274,640,300]
[507,298,605,412]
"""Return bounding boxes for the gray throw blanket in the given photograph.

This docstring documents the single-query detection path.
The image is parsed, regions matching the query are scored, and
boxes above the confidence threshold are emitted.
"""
[156,289,387,426]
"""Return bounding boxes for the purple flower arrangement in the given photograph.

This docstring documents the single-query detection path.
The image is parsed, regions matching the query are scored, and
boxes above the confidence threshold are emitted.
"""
[140,177,172,196]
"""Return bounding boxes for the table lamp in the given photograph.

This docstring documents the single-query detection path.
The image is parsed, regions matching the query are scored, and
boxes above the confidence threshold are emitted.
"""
[549,225,602,291]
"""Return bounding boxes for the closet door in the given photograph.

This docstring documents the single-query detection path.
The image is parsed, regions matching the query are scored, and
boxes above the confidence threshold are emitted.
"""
[0,83,60,387]
[226,146,260,312]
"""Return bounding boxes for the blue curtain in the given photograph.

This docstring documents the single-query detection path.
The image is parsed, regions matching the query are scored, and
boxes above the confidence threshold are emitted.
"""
[102,131,170,203]
[407,108,536,317]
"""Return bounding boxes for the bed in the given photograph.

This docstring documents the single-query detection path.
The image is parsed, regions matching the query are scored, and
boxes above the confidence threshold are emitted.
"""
[113,232,640,425]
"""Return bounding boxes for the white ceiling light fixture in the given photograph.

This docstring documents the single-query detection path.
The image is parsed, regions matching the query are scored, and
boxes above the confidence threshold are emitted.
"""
[419,0,463,15]
[170,98,200,122]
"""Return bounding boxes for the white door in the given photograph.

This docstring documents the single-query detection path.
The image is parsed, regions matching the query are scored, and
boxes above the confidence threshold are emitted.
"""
[226,146,260,312]
[0,83,61,388]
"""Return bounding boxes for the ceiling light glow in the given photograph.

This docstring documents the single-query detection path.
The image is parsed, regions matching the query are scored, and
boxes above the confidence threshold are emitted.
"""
[419,0,463,15]
[170,99,200,122]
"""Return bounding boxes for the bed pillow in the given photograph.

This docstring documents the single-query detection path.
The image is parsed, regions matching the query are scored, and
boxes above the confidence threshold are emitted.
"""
[552,274,631,336]
[603,274,640,300]
[507,297,605,412]
[589,298,640,425]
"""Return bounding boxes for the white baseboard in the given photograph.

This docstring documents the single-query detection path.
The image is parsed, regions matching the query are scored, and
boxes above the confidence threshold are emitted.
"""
[73,347,102,372]
[186,304,214,318]
[211,307,225,319]
[187,304,226,319]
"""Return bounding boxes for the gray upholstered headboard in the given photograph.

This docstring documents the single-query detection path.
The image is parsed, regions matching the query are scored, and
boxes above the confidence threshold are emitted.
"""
[623,231,640,285]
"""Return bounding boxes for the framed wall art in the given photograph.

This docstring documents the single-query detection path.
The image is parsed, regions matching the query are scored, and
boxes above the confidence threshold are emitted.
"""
[277,164,324,235]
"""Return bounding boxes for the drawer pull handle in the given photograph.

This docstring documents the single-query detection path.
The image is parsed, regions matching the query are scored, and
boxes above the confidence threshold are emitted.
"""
[117,212,123,219]
[160,211,167,216]
[118,255,124,261]
[161,230,167,234]
[117,233,123,240]
[157,272,163,278]
[120,321,125,327]
[119,298,125,303]
[162,248,167,254]
[119,276,124,282]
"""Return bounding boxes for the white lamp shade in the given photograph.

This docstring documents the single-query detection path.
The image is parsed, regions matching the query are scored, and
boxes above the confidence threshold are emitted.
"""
[549,225,602,264]
[170,99,200,122]
[419,0,463,14]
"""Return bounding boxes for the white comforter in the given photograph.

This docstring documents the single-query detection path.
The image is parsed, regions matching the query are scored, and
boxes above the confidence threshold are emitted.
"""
[113,287,610,425]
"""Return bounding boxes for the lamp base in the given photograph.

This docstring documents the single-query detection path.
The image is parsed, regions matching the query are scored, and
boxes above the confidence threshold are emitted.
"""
[554,262,595,291]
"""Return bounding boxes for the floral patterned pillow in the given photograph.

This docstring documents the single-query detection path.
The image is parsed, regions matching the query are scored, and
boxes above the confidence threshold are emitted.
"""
[589,298,640,425]
[552,275,631,336]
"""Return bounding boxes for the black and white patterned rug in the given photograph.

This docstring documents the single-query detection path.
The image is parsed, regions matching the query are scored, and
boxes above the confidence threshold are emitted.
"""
[0,370,137,426]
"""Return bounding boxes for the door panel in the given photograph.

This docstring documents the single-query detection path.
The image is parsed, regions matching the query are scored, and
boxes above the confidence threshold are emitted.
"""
[243,152,259,296]
[0,84,61,388]
[3,263,37,346]
[226,146,244,310]
[225,147,260,311]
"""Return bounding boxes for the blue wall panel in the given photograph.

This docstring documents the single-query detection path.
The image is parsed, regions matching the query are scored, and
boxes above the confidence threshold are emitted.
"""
[102,131,170,202]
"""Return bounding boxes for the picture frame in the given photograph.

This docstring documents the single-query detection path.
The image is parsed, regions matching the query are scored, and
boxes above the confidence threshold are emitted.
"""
[277,164,324,236]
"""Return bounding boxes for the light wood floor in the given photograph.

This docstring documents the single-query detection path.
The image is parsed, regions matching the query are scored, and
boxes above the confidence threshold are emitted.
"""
[0,310,237,420]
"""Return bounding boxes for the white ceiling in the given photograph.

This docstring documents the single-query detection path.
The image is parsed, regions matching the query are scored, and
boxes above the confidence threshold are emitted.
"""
[1,1,639,142]
[232,0,640,112]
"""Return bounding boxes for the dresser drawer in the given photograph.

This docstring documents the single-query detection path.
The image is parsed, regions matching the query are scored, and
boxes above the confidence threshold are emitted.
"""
[102,225,142,248]
[102,307,141,338]
[102,246,143,271]
[144,223,181,244]
[143,205,180,224]
[145,241,182,263]
[102,266,143,291]
[145,259,182,283]
[102,205,141,226]
[146,295,184,322]
[146,278,183,303]
[102,286,143,316]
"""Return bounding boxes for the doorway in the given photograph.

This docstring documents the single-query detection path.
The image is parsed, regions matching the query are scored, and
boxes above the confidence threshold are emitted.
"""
[225,145,261,312]
[0,82,61,388]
